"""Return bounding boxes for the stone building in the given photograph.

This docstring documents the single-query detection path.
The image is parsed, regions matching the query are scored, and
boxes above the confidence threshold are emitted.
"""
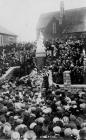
[0,25,17,46]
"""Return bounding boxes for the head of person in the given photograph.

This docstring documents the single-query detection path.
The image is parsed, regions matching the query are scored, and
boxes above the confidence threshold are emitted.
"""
[79,127,86,140]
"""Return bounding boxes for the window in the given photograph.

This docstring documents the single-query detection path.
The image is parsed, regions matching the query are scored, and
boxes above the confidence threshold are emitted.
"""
[52,22,57,34]
[0,35,4,46]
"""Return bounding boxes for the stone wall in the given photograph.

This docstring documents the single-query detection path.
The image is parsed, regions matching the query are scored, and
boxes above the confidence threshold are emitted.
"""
[59,70,86,92]
[59,84,86,92]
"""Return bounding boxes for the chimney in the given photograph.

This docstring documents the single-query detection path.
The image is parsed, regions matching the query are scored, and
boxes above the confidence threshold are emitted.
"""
[59,0,64,25]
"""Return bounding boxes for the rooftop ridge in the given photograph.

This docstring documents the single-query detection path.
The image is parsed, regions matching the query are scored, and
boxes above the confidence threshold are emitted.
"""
[0,25,17,36]
[40,6,86,18]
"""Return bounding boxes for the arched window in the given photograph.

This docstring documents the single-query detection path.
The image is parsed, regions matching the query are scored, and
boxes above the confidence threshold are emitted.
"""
[52,22,57,34]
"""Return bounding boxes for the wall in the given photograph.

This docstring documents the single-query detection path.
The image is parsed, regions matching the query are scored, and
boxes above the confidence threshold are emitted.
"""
[59,84,86,92]
[59,71,86,92]
[44,17,61,40]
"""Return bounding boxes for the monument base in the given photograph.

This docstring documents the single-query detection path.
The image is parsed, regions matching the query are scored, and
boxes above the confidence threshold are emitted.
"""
[36,57,45,70]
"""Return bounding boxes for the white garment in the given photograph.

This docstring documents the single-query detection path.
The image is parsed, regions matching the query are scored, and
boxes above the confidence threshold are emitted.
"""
[48,70,53,86]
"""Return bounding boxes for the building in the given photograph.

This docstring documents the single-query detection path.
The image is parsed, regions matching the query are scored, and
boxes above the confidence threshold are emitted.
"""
[0,25,17,46]
[37,1,86,41]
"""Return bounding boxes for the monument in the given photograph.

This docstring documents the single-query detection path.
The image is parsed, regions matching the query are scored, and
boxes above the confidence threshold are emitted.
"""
[36,31,46,70]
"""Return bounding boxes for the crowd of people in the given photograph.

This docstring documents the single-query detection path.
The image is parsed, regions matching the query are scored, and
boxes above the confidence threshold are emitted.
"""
[0,42,36,77]
[0,66,85,140]
[0,38,86,140]
[45,39,85,84]
[0,39,85,84]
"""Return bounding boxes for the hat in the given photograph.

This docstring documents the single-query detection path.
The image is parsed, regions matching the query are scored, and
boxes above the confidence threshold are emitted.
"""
[55,101,61,106]
[77,117,83,124]
[0,97,3,102]
[80,103,86,109]
[12,84,16,88]
[57,106,64,112]
[3,125,11,136]
[81,122,86,128]
[76,118,82,128]
[31,107,36,112]
[9,116,14,123]
[79,127,86,139]
[53,126,61,134]
[79,91,85,96]
[30,113,36,118]
[2,106,8,113]
[36,117,45,123]
[15,103,22,110]
[64,128,72,136]
[6,111,12,116]
[64,105,70,110]
[30,122,37,129]
[15,124,27,130]
[72,105,77,109]
[15,124,28,136]
[65,97,71,104]
[53,117,60,123]
[35,92,39,96]
[15,119,23,124]
[72,129,79,137]
[69,122,77,129]
[43,107,52,114]
[23,130,36,140]
[11,131,20,140]
[63,116,69,124]
[0,115,6,123]
[70,114,76,121]
[71,101,76,105]
[14,115,19,120]
[4,122,11,128]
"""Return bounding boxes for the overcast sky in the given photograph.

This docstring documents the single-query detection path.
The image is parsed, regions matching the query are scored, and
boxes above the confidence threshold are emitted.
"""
[0,0,86,42]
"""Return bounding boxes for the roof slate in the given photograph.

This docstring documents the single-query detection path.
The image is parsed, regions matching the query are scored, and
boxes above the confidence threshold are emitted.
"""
[0,25,17,36]
[37,7,86,33]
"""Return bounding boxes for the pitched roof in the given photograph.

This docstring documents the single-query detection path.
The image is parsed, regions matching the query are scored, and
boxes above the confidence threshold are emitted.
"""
[0,25,17,36]
[37,11,60,29]
[37,7,86,33]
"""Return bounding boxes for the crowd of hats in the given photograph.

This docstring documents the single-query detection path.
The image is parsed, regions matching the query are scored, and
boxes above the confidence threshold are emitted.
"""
[0,39,86,140]
[0,67,86,140]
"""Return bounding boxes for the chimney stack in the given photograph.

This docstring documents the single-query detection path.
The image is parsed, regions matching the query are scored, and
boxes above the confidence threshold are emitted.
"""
[59,0,64,25]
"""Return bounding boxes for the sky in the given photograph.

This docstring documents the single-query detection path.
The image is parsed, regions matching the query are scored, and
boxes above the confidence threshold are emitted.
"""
[0,0,86,42]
